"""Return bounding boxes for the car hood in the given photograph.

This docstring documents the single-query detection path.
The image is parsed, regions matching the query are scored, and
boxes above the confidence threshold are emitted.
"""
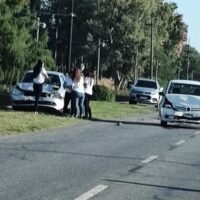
[132,86,158,93]
[166,94,200,107]
[16,82,55,93]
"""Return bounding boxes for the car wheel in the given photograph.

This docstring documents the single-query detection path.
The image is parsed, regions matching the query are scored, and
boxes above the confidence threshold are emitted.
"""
[161,120,167,127]
[129,100,137,104]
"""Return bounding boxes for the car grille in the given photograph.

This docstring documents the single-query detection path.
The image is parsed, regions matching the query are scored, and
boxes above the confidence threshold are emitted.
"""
[174,106,200,112]
[22,90,49,97]
[136,94,151,100]
[13,100,56,106]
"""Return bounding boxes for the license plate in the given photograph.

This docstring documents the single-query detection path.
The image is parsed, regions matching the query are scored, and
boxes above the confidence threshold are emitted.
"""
[140,96,147,100]
[25,97,33,101]
[174,111,183,117]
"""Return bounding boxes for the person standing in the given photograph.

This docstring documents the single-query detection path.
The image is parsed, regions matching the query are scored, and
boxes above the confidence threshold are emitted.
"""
[32,59,48,114]
[71,67,85,118]
[84,70,94,119]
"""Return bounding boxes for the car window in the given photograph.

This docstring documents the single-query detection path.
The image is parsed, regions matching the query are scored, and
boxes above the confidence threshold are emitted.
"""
[168,83,200,96]
[135,80,157,89]
[22,72,61,87]
[21,72,33,83]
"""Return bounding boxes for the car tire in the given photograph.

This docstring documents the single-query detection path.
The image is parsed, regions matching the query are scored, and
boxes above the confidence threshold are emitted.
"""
[129,100,137,104]
[161,120,167,127]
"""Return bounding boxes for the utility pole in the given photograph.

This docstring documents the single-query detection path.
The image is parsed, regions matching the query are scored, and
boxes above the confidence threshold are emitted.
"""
[96,38,101,85]
[134,44,138,80]
[67,0,75,73]
[150,16,154,79]
[186,44,190,80]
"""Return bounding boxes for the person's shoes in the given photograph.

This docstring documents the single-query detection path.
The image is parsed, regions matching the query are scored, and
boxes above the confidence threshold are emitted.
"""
[34,111,38,114]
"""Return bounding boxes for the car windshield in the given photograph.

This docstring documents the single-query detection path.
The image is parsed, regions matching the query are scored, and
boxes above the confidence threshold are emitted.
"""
[22,72,61,87]
[135,80,157,89]
[168,83,200,96]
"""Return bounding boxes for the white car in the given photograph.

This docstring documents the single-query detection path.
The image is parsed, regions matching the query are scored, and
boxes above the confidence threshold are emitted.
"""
[159,79,200,127]
[10,70,68,114]
[129,78,162,105]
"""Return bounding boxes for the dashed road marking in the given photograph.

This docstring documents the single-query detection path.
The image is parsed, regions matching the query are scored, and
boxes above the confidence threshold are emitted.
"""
[74,185,108,200]
[175,140,186,146]
[141,155,159,164]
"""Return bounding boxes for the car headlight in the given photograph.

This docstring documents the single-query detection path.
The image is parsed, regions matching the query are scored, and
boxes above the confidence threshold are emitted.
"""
[11,88,22,95]
[151,92,157,95]
[51,91,63,99]
[163,103,173,109]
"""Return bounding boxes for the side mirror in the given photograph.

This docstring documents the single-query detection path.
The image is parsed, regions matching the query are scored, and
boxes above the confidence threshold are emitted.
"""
[159,91,165,96]
[127,81,134,89]
[159,87,164,92]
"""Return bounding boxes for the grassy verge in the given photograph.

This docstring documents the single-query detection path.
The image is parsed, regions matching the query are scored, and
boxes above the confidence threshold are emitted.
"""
[0,101,153,136]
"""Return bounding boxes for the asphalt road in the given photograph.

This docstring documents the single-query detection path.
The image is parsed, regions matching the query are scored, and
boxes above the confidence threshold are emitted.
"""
[0,112,200,200]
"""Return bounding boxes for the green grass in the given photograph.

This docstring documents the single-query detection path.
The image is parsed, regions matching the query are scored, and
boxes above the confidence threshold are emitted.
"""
[0,101,153,136]
[91,101,153,119]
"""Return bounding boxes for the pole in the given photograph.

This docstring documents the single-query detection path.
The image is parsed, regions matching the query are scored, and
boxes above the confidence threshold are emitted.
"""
[134,44,138,80]
[36,17,40,43]
[150,16,154,79]
[54,26,58,63]
[186,44,190,80]
[67,0,75,73]
[96,38,101,85]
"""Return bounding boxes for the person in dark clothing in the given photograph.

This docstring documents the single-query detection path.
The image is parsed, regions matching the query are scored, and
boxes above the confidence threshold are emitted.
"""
[32,59,48,114]
[84,70,94,119]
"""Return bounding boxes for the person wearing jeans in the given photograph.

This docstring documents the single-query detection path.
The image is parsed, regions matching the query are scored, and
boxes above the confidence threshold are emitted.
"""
[71,67,85,118]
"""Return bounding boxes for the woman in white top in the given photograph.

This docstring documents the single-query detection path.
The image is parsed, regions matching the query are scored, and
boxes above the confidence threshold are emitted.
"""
[71,67,85,118]
[32,59,48,113]
[84,70,94,119]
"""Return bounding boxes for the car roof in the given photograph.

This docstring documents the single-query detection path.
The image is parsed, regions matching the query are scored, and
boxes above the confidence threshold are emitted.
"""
[137,78,157,82]
[26,70,64,76]
[170,79,200,85]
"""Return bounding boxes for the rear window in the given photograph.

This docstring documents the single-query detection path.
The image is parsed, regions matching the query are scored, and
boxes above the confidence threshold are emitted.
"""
[135,80,157,89]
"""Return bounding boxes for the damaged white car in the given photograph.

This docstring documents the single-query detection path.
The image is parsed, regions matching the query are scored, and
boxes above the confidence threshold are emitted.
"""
[10,71,68,114]
[159,80,200,127]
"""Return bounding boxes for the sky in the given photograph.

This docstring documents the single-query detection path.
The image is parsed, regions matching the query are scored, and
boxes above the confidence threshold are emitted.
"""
[168,0,200,53]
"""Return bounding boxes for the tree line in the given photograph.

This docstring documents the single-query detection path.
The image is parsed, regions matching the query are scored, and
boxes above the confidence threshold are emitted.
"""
[0,0,200,93]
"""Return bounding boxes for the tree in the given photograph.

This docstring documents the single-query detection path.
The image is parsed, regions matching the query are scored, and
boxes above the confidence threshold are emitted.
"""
[0,0,54,93]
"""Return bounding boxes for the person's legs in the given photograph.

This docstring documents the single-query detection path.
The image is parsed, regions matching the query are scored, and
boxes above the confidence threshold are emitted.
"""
[64,92,71,114]
[33,83,42,113]
[84,93,90,118]
[88,94,92,119]
[70,91,76,117]
[78,92,85,118]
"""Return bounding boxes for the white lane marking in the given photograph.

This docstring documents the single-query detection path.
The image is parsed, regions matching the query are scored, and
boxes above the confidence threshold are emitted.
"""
[141,155,159,164]
[74,185,108,200]
[194,131,200,136]
[175,140,186,146]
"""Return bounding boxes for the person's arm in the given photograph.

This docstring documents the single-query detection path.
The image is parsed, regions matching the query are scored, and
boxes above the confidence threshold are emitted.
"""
[42,67,49,79]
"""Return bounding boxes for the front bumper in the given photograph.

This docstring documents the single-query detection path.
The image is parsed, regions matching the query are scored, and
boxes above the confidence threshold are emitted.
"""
[10,94,64,111]
[160,107,200,124]
[129,93,159,104]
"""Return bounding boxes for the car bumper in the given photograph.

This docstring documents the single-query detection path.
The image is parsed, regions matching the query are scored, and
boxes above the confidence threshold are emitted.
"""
[129,94,159,104]
[160,108,200,124]
[10,95,64,111]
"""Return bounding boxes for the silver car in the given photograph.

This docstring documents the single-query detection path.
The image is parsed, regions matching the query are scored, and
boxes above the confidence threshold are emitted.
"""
[159,79,200,127]
[10,70,68,113]
[129,78,161,105]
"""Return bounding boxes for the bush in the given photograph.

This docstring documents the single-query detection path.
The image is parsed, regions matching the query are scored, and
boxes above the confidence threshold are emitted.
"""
[92,85,115,102]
